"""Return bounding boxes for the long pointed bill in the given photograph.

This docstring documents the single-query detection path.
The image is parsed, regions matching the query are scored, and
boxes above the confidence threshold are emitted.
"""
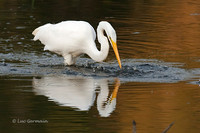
[110,38,122,69]
[110,78,120,102]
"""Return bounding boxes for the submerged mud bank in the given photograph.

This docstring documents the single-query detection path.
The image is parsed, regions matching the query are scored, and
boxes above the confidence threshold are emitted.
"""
[65,59,194,83]
[0,52,197,83]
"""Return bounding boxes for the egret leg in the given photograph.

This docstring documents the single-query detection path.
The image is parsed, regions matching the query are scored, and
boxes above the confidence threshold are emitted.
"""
[63,54,75,66]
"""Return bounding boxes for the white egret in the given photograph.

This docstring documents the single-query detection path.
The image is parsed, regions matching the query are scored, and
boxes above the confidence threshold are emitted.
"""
[32,21,122,68]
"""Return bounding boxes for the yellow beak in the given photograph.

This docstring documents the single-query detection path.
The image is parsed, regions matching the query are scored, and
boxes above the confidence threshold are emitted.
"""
[110,38,122,69]
[110,78,120,101]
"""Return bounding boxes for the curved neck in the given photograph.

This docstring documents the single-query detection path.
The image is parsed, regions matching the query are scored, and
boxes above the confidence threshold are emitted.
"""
[87,23,109,62]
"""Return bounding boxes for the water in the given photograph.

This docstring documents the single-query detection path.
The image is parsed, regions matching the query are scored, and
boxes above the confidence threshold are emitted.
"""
[1,0,200,132]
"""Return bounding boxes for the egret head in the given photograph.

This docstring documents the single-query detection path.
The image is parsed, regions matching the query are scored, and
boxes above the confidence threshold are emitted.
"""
[100,21,122,69]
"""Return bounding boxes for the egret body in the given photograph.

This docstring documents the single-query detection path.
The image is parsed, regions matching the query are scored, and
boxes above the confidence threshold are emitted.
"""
[32,21,121,68]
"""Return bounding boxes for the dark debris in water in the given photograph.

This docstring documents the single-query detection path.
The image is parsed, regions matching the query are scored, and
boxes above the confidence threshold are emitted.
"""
[62,59,192,83]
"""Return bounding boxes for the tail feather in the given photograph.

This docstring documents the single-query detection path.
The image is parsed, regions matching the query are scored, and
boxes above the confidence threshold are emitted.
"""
[32,28,40,41]
[32,23,52,41]
[32,28,39,36]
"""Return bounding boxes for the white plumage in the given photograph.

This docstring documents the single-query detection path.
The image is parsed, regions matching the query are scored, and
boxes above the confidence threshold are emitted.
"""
[32,21,121,68]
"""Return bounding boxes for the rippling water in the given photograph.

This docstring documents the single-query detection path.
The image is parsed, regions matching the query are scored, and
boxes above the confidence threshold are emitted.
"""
[1,0,200,133]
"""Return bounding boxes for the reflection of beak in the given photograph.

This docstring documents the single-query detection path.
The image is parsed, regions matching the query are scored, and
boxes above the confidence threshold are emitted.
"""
[110,78,120,101]
[110,38,122,69]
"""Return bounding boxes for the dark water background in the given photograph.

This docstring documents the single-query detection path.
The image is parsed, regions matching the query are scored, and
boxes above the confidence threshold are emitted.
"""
[1,0,200,133]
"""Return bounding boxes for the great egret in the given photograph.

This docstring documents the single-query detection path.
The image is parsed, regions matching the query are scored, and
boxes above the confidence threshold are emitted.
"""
[32,21,122,68]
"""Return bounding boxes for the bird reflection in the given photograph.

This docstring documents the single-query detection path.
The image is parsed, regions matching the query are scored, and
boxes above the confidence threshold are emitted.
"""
[32,75,120,117]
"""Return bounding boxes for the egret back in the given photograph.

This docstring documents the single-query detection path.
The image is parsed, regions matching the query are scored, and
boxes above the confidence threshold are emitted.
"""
[32,21,96,55]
